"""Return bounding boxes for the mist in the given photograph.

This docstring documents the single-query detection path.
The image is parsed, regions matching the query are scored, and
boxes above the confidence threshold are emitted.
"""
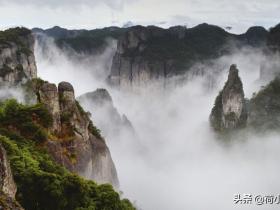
[0,86,27,103]
[35,34,117,96]
[35,38,280,210]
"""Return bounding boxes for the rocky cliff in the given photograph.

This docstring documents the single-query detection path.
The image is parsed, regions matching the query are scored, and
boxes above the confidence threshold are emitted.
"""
[33,24,270,89]
[108,24,268,89]
[0,28,37,86]
[210,64,280,134]
[78,88,134,138]
[0,144,24,210]
[210,65,248,131]
[0,103,134,210]
[0,27,119,188]
[32,80,119,187]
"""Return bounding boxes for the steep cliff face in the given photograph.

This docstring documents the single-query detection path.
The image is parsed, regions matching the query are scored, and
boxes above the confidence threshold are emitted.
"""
[0,28,37,86]
[210,65,248,131]
[0,144,24,210]
[35,81,119,187]
[108,25,185,88]
[78,88,134,138]
[0,144,16,198]
[108,24,268,89]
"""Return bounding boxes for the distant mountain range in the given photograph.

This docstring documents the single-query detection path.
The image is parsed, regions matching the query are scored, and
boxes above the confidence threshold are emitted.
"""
[33,23,280,88]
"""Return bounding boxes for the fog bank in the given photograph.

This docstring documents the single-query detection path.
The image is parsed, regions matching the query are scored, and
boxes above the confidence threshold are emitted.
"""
[35,39,280,210]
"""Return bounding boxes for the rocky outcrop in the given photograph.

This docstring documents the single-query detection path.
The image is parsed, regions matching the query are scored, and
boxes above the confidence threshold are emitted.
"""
[0,28,37,86]
[0,144,24,210]
[108,24,268,89]
[210,65,248,131]
[36,81,119,188]
[0,144,16,198]
[78,88,134,138]
[38,82,61,133]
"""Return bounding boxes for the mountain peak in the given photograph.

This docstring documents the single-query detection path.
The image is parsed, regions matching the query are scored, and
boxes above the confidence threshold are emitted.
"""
[210,65,247,131]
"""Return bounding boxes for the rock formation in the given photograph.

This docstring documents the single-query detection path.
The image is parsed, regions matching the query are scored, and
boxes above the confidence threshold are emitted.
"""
[36,81,119,188]
[108,24,268,89]
[78,88,134,138]
[210,65,248,131]
[0,28,37,86]
[0,144,24,210]
[34,24,269,90]
[0,27,120,188]
[38,82,61,133]
[0,144,17,198]
[108,26,180,88]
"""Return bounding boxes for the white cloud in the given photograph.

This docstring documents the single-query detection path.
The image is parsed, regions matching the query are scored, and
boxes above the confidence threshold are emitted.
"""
[0,0,136,10]
[0,0,279,32]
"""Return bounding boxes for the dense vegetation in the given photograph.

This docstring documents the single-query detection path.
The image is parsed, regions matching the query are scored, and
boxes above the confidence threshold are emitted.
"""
[0,99,135,210]
[0,99,52,143]
[34,26,127,54]
[0,27,32,56]
[139,24,229,66]
[249,77,280,130]
[55,27,125,54]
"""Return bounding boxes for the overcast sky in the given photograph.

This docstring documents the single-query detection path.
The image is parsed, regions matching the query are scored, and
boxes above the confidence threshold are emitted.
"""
[0,0,279,33]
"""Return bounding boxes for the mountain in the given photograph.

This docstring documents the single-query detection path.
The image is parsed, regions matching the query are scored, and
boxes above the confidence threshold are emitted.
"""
[33,24,271,89]
[33,26,127,54]
[249,77,280,130]
[28,80,119,187]
[0,27,135,209]
[108,24,268,88]
[78,88,135,138]
[210,64,280,133]
[210,64,248,131]
[259,24,280,82]
[0,27,119,187]
[0,100,134,210]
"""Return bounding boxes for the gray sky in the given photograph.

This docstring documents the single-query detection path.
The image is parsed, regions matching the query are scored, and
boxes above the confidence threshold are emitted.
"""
[0,0,279,33]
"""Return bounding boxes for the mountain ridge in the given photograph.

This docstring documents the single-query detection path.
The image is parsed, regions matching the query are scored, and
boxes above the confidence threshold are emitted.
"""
[33,23,276,89]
